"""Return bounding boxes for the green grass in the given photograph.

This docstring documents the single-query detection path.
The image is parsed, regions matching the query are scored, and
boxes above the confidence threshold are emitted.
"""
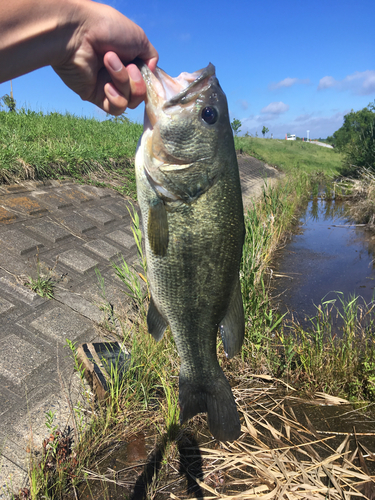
[235,136,344,176]
[0,109,143,196]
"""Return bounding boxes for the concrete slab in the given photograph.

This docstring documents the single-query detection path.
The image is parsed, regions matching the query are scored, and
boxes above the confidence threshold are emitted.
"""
[26,220,72,243]
[58,187,93,204]
[29,305,93,343]
[106,229,135,250]
[83,239,121,260]
[0,230,43,255]
[0,387,21,418]
[0,334,46,386]
[54,290,103,323]
[0,297,14,316]
[77,185,112,199]
[101,201,131,219]
[32,191,73,210]
[58,213,97,234]
[59,249,99,274]
[81,208,115,226]
[0,208,17,224]
[1,196,48,216]
[0,277,45,306]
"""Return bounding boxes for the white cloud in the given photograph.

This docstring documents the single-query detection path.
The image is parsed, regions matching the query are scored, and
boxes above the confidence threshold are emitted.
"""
[318,76,336,90]
[269,77,310,90]
[318,70,375,95]
[261,102,289,114]
[237,99,249,110]
[294,113,313,122]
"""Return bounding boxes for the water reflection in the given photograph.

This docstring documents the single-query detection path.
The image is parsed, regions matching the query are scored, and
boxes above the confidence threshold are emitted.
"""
[271,198,375,323]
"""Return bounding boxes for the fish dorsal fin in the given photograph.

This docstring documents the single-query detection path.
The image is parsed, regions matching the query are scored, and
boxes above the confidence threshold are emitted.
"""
[147,201,169,256]
[147,296,168,341]
[220,277,245,358]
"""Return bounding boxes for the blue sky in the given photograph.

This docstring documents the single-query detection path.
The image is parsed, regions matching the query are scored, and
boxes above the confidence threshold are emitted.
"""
[1,0,374,139]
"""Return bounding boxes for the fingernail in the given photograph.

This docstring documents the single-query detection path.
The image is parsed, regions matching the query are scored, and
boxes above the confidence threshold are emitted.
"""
[127,64,142,82]
[107,53,122,72]
[107,84,120,98]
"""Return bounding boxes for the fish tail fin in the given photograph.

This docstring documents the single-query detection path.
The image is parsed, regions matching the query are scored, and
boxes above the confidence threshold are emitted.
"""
[179,370,241,442]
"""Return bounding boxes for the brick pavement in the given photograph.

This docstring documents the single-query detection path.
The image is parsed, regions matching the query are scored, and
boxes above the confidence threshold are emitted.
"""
[0,156,281,497]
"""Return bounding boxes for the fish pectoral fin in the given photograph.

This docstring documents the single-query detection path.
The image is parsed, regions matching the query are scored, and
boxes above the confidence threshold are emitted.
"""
[147,296,168,341]
[147,201,169,256]
[220,277,245,358]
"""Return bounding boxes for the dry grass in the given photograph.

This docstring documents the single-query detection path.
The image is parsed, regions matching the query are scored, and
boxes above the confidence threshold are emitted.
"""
[70,374,375,500]
[336,168,375,227]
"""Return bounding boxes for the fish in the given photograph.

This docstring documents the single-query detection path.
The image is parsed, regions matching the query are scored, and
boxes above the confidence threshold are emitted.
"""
[134,61,245,441]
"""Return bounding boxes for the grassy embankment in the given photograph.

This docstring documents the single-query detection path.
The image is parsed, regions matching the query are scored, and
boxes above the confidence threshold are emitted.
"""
[0,109,141,196]
[235,135,343,176]
[4,113,375,498]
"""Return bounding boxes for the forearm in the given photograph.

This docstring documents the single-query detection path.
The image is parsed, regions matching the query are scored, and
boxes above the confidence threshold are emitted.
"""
[0,0,81,83]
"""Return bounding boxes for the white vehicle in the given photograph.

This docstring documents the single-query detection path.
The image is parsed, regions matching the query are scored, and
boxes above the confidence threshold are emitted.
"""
[286,134,296,141]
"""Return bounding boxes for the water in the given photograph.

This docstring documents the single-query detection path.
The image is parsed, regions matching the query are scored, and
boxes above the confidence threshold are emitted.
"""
[271,197,375,322]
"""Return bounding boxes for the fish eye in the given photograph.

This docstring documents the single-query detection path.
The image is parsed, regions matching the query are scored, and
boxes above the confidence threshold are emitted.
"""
[201,106,218,125]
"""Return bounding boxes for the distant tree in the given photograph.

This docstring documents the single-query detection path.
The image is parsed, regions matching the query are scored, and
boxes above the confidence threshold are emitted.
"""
[255,131,258,137]
[262,126,269,138]
[1,94,16,112]
[231,118,241,136]
[329,101,375,175]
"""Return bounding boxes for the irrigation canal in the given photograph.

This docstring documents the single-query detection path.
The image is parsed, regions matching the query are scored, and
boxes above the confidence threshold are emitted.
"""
[271,196,375,324]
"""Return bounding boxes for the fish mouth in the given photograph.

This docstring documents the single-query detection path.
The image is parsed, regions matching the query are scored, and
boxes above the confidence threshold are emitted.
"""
[134,59,216,127]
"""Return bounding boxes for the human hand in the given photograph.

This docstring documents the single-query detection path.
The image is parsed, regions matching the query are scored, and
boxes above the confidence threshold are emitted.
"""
[53,1,158,115]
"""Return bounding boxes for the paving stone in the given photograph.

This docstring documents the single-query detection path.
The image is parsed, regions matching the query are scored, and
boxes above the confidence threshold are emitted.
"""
[59,213,96,234]
[83,239,121,260]
[2,196,48,215]
[32,191,73,209]
[78,185,112,199]
[0,452,27,497]
[0,229,43,255]
[27,220,71,243]
[0,334,45,385]
[0,207,17,224]
[1,185,27,193]
[58,186,93,204]
[54,290,103,322]
[106,229,135,249]
[79,276,131,317]
[48,179,73,187]
[14,388,78,450]
[81,208,116,226]
[101,201,131,219]
[59,249,98,274]
[0,252,30,275]
[30,305,92,342]
[0,297,14,315]
[0,387,21,417]
[0,277,44,305]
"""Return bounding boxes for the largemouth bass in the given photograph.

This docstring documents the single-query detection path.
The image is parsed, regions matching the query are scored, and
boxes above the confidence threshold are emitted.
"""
[135,61,245,441]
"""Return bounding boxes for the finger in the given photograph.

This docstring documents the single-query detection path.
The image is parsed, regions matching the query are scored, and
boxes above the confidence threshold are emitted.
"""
[126,63,147,109]
[103,52,147,114]
[102,52,129,115]
[104,53,148,113]
[103,82,128,115]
